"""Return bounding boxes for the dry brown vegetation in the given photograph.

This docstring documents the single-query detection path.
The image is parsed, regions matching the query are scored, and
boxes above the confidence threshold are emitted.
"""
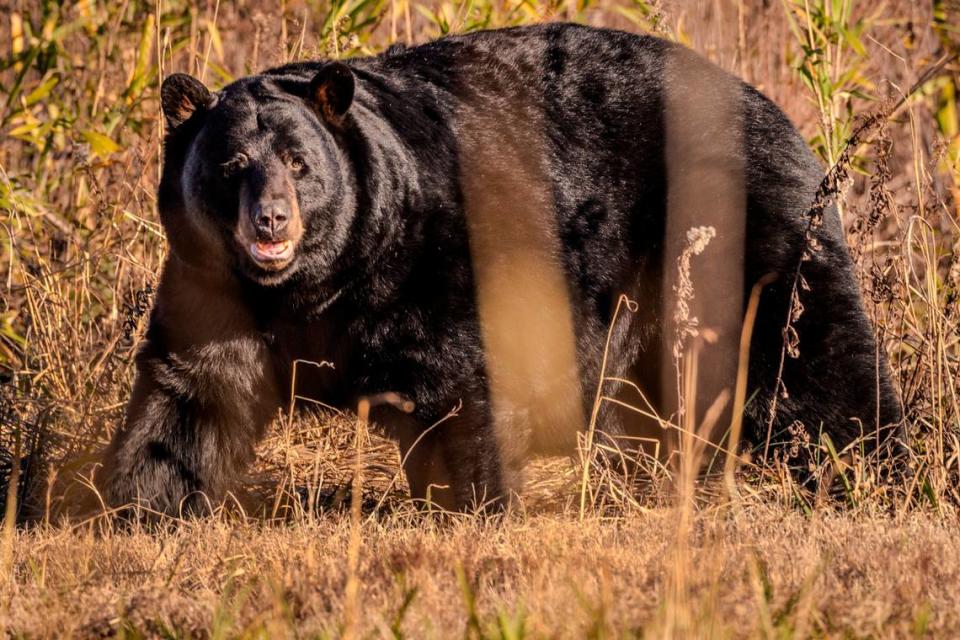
[2,0,960,637]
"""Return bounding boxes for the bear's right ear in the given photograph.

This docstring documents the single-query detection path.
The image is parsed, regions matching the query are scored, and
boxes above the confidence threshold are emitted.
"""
[161,73,216,131]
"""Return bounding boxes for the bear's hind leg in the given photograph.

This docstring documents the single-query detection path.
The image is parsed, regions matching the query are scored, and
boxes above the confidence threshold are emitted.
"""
[392,405,513,513]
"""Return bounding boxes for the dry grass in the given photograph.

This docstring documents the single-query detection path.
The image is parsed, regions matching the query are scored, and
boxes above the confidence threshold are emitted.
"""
[2,0,960,637]
[7,498,960,637]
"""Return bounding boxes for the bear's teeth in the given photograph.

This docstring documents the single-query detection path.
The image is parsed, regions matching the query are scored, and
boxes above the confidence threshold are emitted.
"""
[250,241,292,261]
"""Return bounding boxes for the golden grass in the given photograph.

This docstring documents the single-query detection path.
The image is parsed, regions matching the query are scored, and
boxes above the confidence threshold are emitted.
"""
[5,458,960,637]
[2,0,960,637]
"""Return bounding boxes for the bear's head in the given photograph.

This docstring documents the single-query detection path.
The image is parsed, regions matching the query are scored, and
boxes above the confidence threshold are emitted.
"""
[158,63,356,287]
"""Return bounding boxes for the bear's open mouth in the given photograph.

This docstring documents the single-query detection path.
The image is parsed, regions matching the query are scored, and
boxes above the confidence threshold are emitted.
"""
[248,240,294,266]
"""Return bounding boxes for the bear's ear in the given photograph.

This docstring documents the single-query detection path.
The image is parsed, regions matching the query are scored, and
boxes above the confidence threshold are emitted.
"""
[309,62,355,122]
[161,73,216,131]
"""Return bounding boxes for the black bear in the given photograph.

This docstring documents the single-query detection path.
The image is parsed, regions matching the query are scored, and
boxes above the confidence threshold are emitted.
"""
[102,22,901,514]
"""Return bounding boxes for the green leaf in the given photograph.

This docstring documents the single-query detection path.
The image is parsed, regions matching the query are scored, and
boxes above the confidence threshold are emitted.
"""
[81,129,121,157]
[23,73,59,107]
[124,13,155,103]
[921,476,939,510]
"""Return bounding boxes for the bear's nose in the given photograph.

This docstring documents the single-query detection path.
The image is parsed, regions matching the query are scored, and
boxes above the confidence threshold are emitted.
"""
[253,200,289,239]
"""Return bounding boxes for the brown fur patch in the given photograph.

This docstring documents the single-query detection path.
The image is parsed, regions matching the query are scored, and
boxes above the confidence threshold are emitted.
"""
[235,163,304,271]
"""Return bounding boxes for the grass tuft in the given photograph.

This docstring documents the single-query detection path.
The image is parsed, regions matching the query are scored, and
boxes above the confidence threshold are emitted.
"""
[1,0,959,636]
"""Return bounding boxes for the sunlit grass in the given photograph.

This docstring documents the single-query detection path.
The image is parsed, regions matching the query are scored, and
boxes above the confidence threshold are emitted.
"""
[1,0,959,637]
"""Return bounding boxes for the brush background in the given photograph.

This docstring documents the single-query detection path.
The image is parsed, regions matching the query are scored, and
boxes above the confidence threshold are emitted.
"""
[1,0,959,637]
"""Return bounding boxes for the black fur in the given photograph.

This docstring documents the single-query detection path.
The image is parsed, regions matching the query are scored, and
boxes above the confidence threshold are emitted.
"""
[102,23,902,515]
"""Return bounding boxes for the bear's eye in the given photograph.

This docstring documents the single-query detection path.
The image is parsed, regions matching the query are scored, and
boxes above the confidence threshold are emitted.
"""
[288,156,307,175]
[221,152,249,177]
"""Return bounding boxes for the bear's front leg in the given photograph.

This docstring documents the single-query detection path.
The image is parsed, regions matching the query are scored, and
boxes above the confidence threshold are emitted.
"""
[101,260,281,518]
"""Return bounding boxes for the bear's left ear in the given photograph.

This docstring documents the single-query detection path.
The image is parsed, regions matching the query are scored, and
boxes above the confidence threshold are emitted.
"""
[309,62,355,122]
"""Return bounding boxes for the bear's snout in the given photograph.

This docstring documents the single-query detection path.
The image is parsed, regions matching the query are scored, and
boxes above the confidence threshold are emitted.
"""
[253,199,290,241]
[234,171,305,278]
